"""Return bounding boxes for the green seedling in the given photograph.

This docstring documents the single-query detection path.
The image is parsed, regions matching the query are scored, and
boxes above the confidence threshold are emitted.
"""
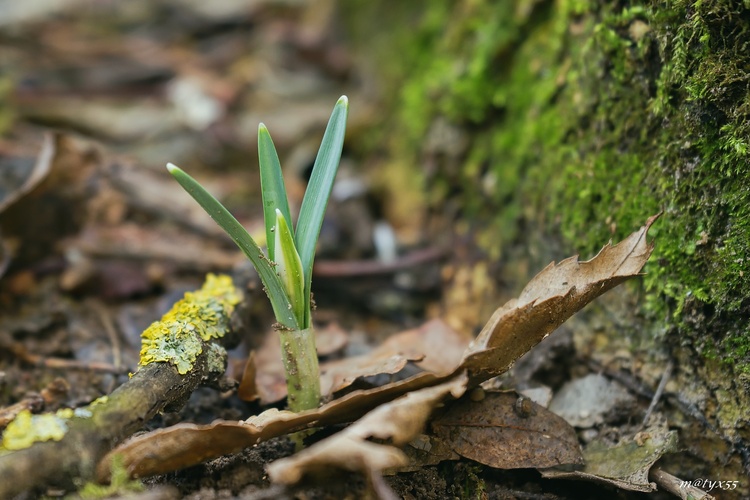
[167,96,348,412]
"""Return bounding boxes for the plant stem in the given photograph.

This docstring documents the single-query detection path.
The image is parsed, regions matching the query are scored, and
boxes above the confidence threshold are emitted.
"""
[278,327,320,412]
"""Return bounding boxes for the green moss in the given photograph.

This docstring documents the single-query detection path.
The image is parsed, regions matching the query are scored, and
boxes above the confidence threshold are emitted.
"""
[139,273,240,375]
[75,454,144,499]
[369,0,750,377]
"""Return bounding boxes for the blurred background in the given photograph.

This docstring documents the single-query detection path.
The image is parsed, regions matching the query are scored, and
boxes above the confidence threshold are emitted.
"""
[0,0,462,413]
[1,0,748,497]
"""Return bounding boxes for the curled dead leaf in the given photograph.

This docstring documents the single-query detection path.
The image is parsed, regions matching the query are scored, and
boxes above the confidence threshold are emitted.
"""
[319,352,420,398]
[460,215,658,383]
[318,319,467,396]
[100,371,452,480]
[0,134,55,278]
[248,319,466,404]
[377,318,469,376]
[237,351,258,401]
[97,408,309,480]
[266,374,467,487]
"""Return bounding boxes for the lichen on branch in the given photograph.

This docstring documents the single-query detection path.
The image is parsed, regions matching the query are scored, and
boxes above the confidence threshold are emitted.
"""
[0,273,242,498]
[139,273,241,374]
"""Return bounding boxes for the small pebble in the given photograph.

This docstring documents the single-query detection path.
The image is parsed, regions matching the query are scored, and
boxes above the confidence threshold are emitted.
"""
[469,387,485,402]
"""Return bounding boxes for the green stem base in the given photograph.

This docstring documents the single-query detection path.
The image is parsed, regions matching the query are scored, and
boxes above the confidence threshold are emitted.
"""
[279,327,321,412]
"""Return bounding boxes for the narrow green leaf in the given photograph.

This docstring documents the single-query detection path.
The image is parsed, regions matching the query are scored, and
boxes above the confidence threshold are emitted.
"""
[258,124,293,261]
[166,163,299,329]
[295,96,349,326]
[274,209,305,326]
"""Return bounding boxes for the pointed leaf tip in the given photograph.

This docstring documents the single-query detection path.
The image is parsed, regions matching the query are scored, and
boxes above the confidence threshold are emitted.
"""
[166,162,180,173]
[295,96,349,328]
[258,125,293,261]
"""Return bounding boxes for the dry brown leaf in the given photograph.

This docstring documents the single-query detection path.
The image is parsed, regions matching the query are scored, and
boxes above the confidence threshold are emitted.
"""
[378,318,469,376]
[1,134,97,271]
[314,321,350,356]
[266,374,467,486]
[236,351,258,402]
[398,434,461,472]
[431,391,583,469]
[460,215,658,382]
[245,330,288,404]
[319,318,467,396]
[101,371,452,479]
[98,408,310,480]
[72,223,242,271]
[320,352,418,396]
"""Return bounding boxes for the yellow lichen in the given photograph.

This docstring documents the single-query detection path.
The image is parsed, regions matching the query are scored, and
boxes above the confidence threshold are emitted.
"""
[138,274,241,374]
[90,395,109,407]
[2,409,74,451]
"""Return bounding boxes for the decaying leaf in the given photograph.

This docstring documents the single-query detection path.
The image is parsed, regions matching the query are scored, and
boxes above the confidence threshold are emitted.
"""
[101,371,452,480]
[398,434,461,472]
[379,318,470,376]
[240,331,287,404]
[236,351,259,402]
[540,420,677,492]
[319,351,421,399]
[72,223,242,271]
[460,214,658,383]
[431,391,583,469]
[266,374,467,487]
[319,319,467,396]
[98,408,307,480]
[1,134,103,274]
[314,322,350,356]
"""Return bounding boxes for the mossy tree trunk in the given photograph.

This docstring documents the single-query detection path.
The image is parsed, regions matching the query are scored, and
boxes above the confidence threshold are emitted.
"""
[343,0,750,485]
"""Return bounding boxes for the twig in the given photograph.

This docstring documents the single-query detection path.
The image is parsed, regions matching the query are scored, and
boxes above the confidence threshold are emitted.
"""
[650,467,714,500]
[88,298,123,371]
[0,394,44,430]
[586,359,719,434]
[313,247,444,277]
[0,359,222,497]
[0,275,240,498]
[4,341,125,373]
[0,377,71,430]
[640,360,673,429]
